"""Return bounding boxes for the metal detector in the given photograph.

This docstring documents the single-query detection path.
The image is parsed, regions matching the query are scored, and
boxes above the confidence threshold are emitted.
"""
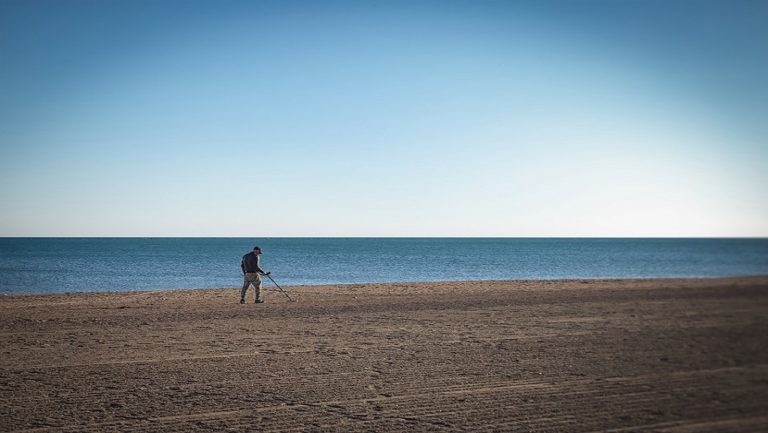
[264,274,295,302]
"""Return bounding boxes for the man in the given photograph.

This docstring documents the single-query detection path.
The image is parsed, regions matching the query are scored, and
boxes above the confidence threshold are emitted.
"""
[240,246,270,304]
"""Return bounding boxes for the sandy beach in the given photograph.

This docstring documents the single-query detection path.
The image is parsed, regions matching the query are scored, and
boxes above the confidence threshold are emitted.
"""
[1,277,767,432]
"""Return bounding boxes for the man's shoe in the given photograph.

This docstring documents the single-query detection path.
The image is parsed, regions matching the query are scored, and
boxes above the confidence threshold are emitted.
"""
[240,299,245,304]
[255,299,264,304]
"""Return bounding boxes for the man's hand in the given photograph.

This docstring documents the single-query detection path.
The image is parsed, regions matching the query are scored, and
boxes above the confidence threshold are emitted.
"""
[264,271,271,276]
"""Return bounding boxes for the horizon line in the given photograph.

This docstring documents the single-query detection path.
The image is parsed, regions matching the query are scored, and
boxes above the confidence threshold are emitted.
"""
[2,236,767,240]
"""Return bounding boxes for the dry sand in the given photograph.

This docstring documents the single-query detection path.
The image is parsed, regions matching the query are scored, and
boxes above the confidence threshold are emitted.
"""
[1,277,767,432]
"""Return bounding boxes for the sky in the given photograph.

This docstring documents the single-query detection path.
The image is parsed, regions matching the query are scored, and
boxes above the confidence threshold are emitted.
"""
[1,0,766,237]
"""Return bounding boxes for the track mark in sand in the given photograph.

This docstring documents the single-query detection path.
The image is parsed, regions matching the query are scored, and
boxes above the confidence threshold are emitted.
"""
[146,409,247,423]
[290,399,460,430]
[593,415,768,433]
[11,351,316,369]
[600,364,768,384]
[5,406,312,433]
[391,416,455,429]
[658,415,768,433]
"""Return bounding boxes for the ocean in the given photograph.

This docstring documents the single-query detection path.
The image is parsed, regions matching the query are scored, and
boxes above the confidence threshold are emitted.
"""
[0,238,767,294]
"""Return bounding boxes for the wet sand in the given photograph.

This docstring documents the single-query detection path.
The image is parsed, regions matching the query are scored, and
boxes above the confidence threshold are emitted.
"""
[1,277,767,432]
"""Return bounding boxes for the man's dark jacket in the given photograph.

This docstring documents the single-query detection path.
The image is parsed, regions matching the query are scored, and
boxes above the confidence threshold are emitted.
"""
[241,252,263,274]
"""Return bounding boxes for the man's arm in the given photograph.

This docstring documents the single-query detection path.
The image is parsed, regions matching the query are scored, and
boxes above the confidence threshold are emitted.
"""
[256,256,270,275]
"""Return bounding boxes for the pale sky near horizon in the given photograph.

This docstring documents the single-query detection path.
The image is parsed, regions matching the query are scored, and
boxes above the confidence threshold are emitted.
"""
[1,0,767,237]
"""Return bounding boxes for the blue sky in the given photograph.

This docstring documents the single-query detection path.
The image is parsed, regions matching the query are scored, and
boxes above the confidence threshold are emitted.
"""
[1,0,766,236]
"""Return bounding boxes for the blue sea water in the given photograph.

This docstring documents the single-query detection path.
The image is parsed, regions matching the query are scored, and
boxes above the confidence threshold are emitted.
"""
[0,238,766,294]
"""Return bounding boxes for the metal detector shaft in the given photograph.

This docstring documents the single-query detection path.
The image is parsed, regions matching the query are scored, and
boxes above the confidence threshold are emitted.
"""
[265,274,294,302]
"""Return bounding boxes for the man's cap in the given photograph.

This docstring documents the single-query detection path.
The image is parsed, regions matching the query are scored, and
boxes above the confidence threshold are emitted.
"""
[253,246,261,251]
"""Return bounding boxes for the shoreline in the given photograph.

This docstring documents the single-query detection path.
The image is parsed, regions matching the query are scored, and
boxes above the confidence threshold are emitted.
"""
[3,274,768,297]
[2,276,767,431]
